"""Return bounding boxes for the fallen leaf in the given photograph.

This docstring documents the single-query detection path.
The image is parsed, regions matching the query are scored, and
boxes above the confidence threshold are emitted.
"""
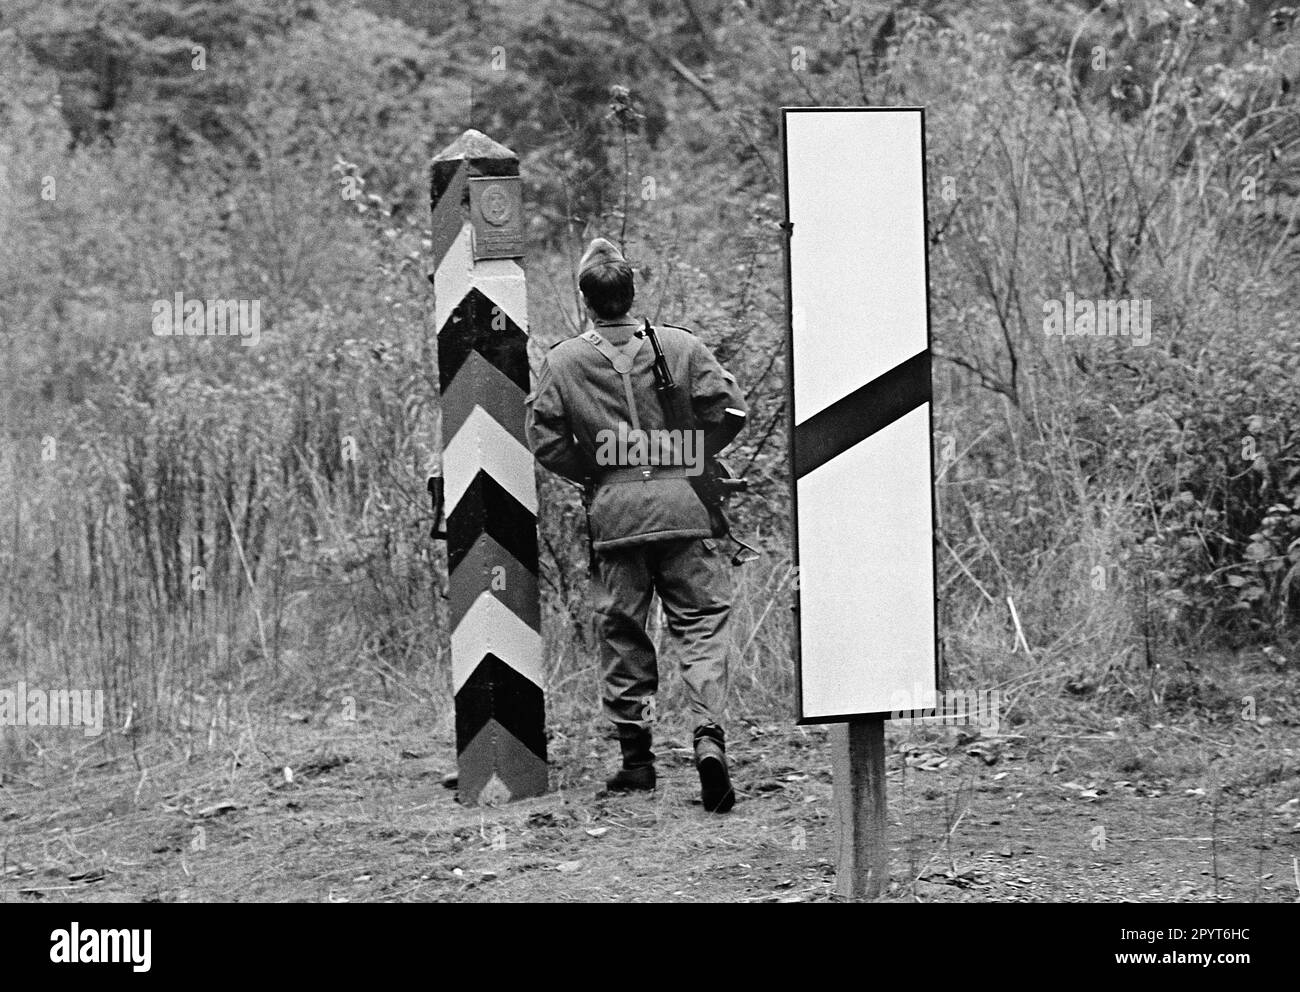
[196,801,237,819]
[968,747,1000,766]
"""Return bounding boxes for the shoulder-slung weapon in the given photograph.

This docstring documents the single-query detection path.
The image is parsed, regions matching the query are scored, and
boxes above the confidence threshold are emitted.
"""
[640,319,759,566]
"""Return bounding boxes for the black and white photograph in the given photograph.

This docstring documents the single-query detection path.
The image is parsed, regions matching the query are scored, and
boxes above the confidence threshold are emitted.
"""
[0,0,1296,951]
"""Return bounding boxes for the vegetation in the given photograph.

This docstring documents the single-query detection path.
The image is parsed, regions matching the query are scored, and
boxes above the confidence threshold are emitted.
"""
[1,0,1297,751]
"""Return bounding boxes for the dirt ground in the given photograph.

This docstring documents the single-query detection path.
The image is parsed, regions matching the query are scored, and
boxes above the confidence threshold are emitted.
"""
[3,654,1298,903]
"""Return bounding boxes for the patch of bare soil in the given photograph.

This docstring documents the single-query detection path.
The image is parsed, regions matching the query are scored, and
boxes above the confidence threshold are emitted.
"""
[2,682,1297,903]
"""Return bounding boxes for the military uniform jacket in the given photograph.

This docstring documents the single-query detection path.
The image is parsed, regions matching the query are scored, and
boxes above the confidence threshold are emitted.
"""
[525,321,747,550]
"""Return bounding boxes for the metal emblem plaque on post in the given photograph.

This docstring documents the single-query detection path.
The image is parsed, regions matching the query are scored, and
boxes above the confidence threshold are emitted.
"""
[469,176,523,260]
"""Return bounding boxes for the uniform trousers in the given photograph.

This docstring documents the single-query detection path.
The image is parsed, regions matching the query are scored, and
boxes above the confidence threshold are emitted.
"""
[592,537,731,731]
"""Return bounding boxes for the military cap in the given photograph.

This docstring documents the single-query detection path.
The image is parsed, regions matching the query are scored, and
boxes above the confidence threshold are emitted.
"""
[578,237,627,279]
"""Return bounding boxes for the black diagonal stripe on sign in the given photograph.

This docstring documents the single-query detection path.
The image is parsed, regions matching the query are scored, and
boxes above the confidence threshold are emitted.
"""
[455,653,547,758]
[447,471,539,576]
[438,287,530,393]
[793,349,931,479]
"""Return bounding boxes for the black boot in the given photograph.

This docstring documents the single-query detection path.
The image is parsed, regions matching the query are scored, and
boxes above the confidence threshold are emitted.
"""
[694,724,735,813]
[605,725,656,792]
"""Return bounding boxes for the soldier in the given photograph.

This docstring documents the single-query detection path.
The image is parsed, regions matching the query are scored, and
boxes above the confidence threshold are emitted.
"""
[525,237,748,813]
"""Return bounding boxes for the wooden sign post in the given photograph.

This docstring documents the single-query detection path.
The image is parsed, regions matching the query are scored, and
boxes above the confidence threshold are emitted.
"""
[781,108,940,899]
[831,719,887,898]
[430,129,546,806]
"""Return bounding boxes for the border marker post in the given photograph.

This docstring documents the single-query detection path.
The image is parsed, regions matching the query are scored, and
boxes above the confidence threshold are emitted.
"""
[429,129,546,805]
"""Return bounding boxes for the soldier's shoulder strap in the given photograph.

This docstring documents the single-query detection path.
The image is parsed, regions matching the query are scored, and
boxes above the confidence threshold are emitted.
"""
[659,322,739,391]
[580,329,644,373]
[655,324,699,359]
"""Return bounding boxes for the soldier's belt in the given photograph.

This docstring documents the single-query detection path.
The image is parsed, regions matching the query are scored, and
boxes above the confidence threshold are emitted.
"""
[597,466,693,484]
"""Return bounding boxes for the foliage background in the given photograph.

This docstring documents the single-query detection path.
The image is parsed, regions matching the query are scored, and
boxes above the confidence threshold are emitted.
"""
[0,0,1297,745]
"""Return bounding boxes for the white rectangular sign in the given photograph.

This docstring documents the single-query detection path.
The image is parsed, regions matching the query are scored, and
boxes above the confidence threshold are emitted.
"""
[782,107,939,721]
